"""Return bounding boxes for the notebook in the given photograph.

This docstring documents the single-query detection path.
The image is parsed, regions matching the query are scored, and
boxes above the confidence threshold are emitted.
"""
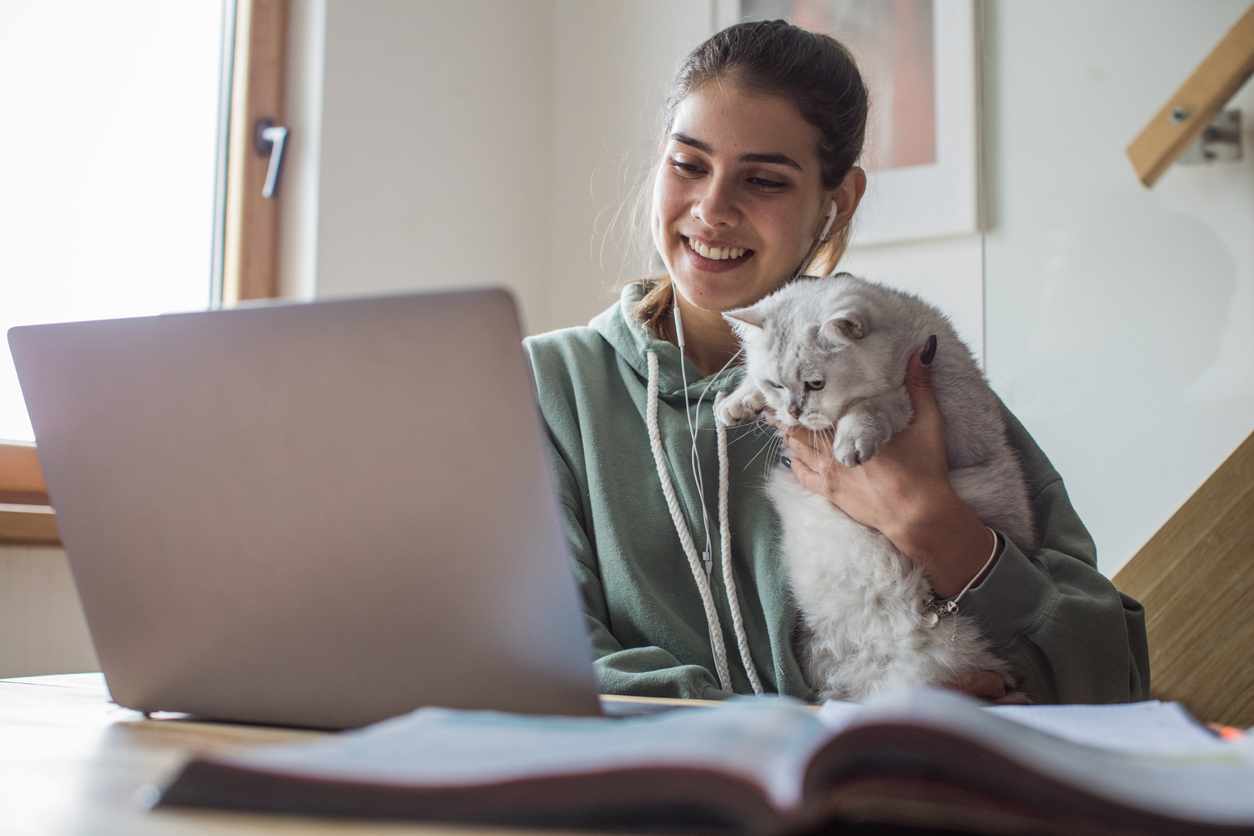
[7,288,602,728]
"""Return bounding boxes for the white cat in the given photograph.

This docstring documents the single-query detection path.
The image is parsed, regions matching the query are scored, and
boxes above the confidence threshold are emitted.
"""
[715,274,1034,701]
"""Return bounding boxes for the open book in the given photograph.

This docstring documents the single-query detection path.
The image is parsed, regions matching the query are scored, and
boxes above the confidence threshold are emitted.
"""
[157,689,1254,834]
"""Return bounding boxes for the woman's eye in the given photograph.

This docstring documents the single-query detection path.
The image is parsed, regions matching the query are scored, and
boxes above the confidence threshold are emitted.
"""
[669,158,703,177]
[805,380,824,391]
[748,176,787,190]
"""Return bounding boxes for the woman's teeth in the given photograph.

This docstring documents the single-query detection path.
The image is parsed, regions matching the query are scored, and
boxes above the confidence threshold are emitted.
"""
[688,238,747,260]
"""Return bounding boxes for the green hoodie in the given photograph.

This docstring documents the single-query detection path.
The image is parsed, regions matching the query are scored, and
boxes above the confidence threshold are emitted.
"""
[524,283,1150,704]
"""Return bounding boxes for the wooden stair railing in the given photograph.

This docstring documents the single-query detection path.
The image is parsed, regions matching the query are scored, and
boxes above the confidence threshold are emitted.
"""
[1128,3,1254,186]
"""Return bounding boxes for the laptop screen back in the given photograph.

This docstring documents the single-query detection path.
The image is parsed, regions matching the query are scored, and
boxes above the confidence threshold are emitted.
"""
[8,289,600,728]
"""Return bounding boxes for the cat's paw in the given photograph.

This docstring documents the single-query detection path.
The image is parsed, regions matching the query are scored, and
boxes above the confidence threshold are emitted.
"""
[831,431,880,466]
[831,414,892,466]
[715,389,766,426]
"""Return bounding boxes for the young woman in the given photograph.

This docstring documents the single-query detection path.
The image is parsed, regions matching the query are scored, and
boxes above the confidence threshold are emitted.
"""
[525,20,1149,704]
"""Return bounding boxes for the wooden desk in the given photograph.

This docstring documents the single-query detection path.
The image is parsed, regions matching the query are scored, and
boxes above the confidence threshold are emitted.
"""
[0,673,561,835]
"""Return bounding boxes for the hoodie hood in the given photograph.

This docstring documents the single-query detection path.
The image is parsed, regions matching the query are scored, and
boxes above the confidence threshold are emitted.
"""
[590,283,744,401]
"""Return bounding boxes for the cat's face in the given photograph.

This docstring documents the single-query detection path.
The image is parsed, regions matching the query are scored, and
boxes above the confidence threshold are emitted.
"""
[727,284,895,430]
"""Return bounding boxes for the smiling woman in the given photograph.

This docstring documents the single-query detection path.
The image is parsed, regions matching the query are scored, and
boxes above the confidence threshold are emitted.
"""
[523,19,1149,707]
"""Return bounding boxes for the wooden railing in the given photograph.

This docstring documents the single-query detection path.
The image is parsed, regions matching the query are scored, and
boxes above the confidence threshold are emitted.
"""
[1128,3,1254,186]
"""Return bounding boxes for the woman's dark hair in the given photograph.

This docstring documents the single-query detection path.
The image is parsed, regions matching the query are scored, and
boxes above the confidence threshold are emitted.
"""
[637,20,869,333]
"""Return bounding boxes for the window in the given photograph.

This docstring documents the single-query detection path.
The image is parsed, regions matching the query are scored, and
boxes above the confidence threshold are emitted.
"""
[0,1,227,443]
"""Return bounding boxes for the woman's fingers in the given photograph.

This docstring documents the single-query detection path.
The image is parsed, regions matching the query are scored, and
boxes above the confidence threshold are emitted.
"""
[781,426,825,459]
[903,339,938,414]
[949,669,1007,700]
[785,454,821,492]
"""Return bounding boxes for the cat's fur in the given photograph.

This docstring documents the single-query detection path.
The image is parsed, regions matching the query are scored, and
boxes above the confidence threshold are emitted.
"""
[715,274,1034,701]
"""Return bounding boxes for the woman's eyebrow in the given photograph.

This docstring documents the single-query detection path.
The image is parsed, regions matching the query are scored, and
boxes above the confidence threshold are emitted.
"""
[741,152,802,170]
[670,133,803,171]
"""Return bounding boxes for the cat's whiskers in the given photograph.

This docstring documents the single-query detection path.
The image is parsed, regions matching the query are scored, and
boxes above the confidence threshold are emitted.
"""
[723,415,770,449]
[674,347,745,442]
[696,346,745,408]
[738,421,788,476]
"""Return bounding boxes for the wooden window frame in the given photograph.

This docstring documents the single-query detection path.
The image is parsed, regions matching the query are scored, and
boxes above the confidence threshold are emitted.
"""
[222,0,289,304]
[0,443,58,546]
[1,0,288,546]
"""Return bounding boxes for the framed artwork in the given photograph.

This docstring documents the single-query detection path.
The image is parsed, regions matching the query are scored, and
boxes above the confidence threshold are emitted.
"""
[715,0,979,246]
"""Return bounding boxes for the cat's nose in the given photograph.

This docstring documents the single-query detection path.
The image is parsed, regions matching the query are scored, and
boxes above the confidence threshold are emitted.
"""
[788,407,802,418]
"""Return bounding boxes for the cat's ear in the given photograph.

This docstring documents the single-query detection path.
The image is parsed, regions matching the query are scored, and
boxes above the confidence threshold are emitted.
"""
[820,310,867,344]
[723,307,765,337]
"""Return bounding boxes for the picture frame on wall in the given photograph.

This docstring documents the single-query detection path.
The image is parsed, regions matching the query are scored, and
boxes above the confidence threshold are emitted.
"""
[714,0,979,246]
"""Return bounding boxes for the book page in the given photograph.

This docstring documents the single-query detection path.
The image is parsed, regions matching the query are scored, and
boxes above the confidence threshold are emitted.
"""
[985,701,1227,753]
[216,699,828,813]
[810,689,1254,828]
[820,698,1227,754]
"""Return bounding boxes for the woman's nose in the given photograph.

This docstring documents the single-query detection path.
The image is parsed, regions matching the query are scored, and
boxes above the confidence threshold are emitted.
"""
[692,179,739,228]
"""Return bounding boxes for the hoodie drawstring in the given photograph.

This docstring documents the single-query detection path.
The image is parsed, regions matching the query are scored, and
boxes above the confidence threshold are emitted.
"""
[646,351,764,695]
[714,388,765,696]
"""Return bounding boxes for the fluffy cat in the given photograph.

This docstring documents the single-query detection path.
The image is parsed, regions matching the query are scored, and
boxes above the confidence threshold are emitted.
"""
[715,274,1034,701]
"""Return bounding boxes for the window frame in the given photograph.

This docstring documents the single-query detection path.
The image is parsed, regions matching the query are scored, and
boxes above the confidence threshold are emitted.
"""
[0,443,57,546]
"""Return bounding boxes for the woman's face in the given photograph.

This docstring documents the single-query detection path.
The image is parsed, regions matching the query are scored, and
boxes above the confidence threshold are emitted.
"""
[652,83,839,314]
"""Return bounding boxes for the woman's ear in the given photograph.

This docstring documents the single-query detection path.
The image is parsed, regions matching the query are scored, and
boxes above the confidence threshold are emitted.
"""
[828,166,867,233]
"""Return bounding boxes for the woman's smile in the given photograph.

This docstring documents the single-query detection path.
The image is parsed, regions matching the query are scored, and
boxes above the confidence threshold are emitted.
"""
[683,235,753,272]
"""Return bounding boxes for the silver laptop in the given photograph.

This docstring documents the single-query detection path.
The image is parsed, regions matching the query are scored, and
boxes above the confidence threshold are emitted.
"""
[8,288,601,728]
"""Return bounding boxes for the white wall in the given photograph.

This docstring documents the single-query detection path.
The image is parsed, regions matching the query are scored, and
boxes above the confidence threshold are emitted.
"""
[982,0,1254,576]
[312,0,557,333]
[296,0,714,334]
[0,547,98,678]
[547,0,714,328]
[278,0,326,301]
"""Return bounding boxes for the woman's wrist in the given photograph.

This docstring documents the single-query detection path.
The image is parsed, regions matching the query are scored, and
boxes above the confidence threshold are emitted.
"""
[888,491,1002,599]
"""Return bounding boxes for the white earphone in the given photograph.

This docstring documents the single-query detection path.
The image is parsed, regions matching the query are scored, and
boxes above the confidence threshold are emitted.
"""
[673,296,687,349]
[818,200,838,243]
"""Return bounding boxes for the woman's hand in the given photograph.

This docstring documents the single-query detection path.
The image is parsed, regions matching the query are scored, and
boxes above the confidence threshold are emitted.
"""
[949,669,1008,700]
[776,340,1000,598]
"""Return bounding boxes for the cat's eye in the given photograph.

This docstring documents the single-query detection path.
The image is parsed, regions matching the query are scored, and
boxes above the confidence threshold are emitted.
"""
[766,380,783,389]
[805,380,824,391]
